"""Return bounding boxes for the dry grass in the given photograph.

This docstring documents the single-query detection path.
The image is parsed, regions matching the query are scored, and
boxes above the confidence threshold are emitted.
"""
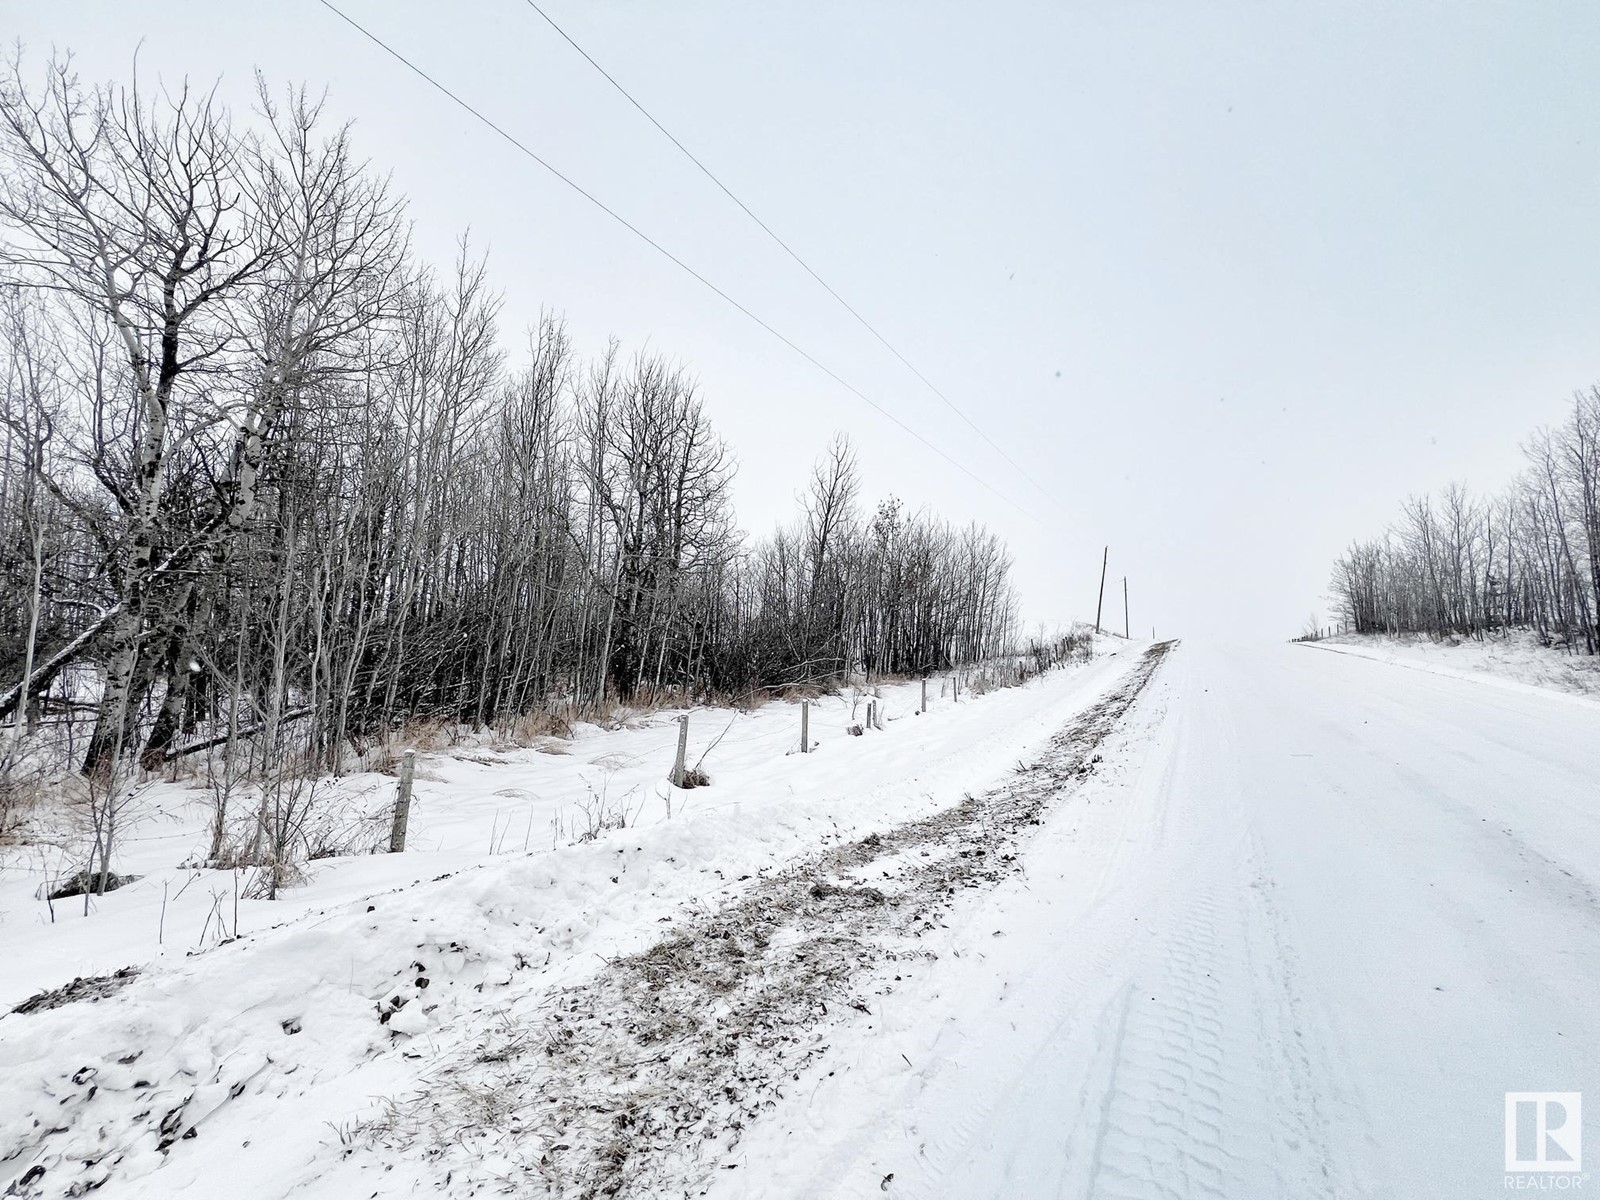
[0,769,98,852]
[360,720,460,775]
[490,709,575,750]
[0,767,59,845]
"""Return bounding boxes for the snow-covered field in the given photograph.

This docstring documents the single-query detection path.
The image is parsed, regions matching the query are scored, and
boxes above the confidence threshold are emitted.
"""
[5,635,1598,1199]
[1310,628,1600,704]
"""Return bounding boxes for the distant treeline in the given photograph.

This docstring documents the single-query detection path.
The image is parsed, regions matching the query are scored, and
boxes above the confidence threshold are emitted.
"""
[0,56,1030,781]
[1330,392,1600,653]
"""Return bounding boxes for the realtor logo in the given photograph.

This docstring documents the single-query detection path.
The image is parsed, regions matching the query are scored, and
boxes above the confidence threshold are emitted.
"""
[1505,1093,1582,1173]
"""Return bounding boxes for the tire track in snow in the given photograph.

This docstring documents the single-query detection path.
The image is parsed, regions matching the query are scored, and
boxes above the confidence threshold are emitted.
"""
[1071,665,1341,1200]
[1084,891,1240,1200]
[873,647,1341,1200]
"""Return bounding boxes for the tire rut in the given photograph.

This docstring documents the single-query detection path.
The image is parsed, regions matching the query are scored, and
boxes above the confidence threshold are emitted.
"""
[372,643,1177,1198]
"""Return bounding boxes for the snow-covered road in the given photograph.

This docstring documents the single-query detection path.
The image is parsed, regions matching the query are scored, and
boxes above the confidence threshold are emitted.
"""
[6,640,1595,1199]
[714,640,1600,1199]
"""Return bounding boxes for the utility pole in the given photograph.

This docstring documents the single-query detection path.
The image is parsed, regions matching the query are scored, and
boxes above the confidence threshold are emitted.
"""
[1123,576,1129,639]
[1094,546,1108,634]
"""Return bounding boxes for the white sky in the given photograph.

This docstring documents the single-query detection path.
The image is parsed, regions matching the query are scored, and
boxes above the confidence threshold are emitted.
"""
[12,1,1600,638]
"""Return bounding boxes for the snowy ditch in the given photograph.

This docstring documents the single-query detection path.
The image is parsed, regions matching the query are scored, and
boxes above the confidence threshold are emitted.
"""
[353,642,1175,1198]
[0,644,1168,1199]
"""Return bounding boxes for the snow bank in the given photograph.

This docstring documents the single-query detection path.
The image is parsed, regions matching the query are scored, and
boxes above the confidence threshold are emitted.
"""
[1306,629,1600,706]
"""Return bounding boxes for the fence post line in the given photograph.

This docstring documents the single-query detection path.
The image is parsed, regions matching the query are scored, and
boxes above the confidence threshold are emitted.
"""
[389,749,415,853]
[672,714,689,786]
[801,700,810,753]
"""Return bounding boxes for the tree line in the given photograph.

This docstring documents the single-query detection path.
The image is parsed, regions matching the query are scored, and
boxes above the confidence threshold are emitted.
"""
[0,55,1031,801]
[1329,392,1600,653]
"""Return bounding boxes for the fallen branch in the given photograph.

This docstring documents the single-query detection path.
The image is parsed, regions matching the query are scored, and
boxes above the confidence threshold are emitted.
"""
[160,707,313,763]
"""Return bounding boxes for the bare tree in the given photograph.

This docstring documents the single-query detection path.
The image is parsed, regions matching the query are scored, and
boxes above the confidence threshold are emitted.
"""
[1331,400,1600,654]
[0,53,1035,893]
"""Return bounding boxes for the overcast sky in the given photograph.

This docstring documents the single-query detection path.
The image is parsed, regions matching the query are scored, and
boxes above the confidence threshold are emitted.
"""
[12,1,1600,639]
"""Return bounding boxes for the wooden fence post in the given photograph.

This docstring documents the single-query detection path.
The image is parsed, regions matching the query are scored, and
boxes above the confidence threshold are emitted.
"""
[801,700,810,753]
[866,699,875,730]
[389,749,415,853]
[672,714,689,785]
[921,678,928,714]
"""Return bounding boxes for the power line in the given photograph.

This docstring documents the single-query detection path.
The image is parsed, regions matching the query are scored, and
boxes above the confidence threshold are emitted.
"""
[314,0,1039,522]
[519,0,1056,506]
